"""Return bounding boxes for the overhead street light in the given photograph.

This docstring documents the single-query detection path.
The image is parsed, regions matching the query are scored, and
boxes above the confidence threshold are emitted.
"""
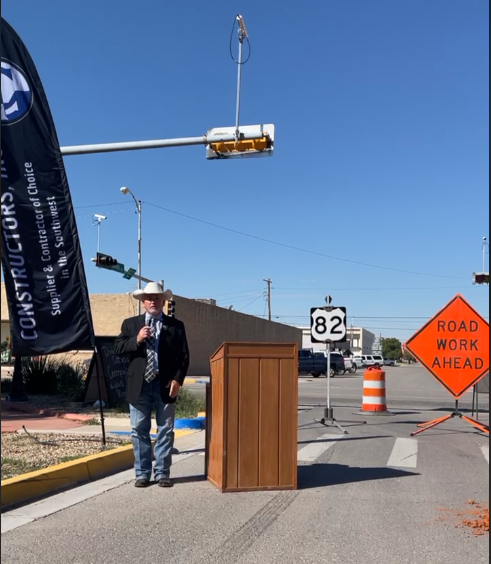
[121,186,143,314]
[236,14,249,38]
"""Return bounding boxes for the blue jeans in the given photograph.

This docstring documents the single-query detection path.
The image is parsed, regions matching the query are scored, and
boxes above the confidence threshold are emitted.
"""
[129,378,176,480]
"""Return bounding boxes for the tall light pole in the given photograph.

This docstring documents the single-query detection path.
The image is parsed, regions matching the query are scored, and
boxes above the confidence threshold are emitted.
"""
[121,187,143,314]
[483,237,489,273]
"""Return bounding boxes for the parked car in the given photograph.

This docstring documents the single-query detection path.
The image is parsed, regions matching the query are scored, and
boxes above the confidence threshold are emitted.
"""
[366,355,385,368]
[299,349,327,378]
[327,353,346,377]
[352,355,364,369]
[358,355,385,368]
[344,357,359,373]
[384,358,396,366]
[298,349,345,377]
[313,351,355,374]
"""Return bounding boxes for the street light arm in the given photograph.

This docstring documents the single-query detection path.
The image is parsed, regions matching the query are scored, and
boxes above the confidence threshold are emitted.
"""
[127,189,139,211]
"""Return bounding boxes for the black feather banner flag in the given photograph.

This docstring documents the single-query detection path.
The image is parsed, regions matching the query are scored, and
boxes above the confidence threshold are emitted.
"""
[1,17,95,355]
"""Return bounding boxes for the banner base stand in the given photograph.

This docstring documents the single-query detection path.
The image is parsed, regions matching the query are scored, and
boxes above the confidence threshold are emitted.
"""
[411,400,489,437]
[7,357,29,402]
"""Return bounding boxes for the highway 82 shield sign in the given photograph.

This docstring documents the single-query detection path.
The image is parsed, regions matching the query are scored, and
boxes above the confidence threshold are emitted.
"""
[310,307,348,343]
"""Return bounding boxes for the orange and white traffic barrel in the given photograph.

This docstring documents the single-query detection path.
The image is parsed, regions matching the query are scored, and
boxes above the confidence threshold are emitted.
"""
[356,366,393,416]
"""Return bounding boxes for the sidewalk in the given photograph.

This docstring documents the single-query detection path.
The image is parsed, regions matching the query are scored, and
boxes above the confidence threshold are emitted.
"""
[1,412,87,433]
[1,375,210,436]
[1,402,204,436]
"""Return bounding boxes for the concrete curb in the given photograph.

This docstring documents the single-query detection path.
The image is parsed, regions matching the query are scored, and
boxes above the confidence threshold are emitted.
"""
[0,429,197,511]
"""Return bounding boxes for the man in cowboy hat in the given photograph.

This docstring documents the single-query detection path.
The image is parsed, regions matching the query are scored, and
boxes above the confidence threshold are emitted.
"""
[114,281,190,488]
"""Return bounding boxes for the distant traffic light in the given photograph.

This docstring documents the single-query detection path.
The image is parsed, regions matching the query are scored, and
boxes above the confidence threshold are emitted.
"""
[167,299,176,317]
[96,253,118,267]
[473,272,490,285]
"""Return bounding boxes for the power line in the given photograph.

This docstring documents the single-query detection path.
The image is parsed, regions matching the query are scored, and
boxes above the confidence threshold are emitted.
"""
[211,288,263,298]
[263,277,272,321]
[142,201,467,280]
[75,202,128,209]
[76,208,133,219]
[216,294,263,305]
[237,294,264,312]
[273,286,472,292]
[259,314,490,321]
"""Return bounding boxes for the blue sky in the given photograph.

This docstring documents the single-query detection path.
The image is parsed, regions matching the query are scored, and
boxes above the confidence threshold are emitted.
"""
[2,0,489,341]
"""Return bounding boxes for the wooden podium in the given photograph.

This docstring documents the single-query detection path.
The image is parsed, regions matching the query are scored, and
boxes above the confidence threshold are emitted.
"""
[206,342,298,493]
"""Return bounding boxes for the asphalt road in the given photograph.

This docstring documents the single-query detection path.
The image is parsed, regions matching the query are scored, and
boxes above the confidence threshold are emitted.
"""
[186,364,489,412]
[2,366,489,564]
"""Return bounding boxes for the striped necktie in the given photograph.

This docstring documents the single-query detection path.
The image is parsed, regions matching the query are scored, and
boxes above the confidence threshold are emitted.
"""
[144,317,157,383]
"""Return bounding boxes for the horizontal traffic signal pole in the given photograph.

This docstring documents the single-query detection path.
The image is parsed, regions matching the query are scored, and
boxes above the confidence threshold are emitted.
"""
[60,131,267,156]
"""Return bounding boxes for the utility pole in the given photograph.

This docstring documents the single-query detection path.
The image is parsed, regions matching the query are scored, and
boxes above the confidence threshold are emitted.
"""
[263,278,272,321]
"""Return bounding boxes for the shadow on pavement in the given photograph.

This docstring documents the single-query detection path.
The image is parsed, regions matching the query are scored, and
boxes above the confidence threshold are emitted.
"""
[298,463,418,490]
[297,435,391,445]
[429,407,489,414]
[177,448,205,455]
[173,475,207,485]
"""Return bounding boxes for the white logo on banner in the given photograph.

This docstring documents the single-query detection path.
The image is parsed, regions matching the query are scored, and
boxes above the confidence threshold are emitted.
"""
[1,60,33,124]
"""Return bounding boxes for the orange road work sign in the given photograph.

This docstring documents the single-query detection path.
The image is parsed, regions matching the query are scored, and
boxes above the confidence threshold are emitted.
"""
[406,294,490,399]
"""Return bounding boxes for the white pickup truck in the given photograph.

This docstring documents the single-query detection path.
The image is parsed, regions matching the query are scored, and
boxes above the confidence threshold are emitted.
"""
[313,351,358,374]
[344,357,358,373]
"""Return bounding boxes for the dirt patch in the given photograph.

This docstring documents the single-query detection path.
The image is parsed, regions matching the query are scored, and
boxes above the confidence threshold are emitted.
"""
[1,432,129,480]
[438,501,489,537]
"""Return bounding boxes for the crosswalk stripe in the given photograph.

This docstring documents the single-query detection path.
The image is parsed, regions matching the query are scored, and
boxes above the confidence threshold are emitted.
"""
[387,438,418,469]
[481,446,489,464]
[297,434,342,463]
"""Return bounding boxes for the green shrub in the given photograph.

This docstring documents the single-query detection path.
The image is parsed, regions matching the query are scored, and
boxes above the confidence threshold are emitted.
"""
[112,388,205,418]
[21,356,87,400]
[1,378,13,395]
[56,361,87,401]
[22,356,61,395]
[176,387,205,419]
[1,341,12,365]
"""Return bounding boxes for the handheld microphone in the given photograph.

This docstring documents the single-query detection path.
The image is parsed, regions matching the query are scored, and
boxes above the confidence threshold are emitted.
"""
[145,317,156,340]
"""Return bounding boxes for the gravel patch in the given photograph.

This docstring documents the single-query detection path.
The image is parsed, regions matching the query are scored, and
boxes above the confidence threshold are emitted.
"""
[1,432,130,480]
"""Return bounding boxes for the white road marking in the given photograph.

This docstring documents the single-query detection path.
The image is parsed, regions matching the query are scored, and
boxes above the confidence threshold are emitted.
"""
[481,445,489,465]
[297,434,342,463]
[387,438,418,469]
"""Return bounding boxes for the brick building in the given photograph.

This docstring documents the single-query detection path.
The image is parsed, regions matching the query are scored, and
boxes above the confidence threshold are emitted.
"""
[1,283,301,375]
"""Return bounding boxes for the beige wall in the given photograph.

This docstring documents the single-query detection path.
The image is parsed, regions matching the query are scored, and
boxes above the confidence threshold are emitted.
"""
[172,295,301,374]
[1,283,302,375]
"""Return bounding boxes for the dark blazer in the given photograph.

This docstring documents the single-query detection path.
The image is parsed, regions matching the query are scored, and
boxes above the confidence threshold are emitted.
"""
[113,314,190,405]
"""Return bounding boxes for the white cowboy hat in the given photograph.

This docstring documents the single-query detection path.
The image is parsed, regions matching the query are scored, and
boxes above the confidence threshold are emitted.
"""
[132,281,173,302]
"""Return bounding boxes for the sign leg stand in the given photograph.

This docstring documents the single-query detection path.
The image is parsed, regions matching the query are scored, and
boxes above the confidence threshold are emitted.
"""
[314,342,350,435]
[411,400,489,436]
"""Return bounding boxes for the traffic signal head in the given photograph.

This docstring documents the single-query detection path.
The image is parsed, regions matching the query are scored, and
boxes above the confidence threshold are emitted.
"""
[96,253,118,267]
[167,299,176,317]
[209,136,271,156]
[205,124,275,160]
[473,272,490,285]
